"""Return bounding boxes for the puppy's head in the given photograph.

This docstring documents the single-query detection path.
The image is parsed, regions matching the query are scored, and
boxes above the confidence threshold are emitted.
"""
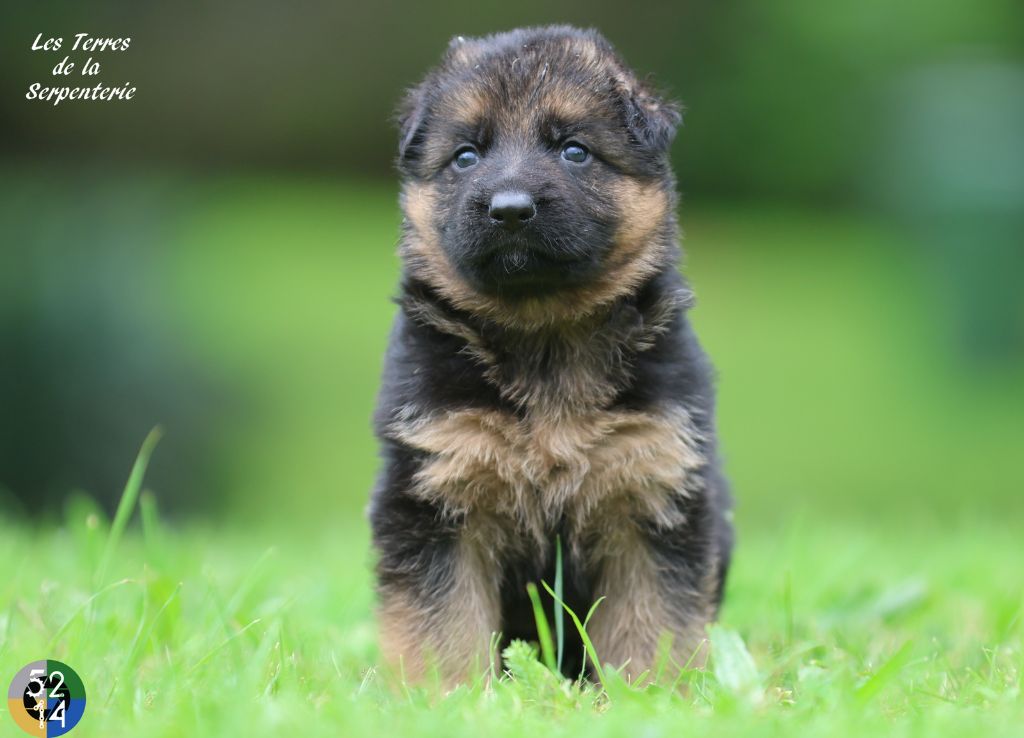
[397,26,681,327]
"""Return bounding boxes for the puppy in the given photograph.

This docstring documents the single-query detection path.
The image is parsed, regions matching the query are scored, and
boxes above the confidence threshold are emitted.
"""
[370,25,733,684]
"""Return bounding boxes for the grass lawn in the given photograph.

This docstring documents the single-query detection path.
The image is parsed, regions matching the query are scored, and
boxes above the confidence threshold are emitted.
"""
[0,481,1020,736]
[1,173,1021,735]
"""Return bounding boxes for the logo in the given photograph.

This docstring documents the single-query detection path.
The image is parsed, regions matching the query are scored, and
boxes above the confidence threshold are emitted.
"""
[7,661,86,736]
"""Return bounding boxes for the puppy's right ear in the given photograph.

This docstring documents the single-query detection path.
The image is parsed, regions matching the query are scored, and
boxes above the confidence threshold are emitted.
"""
[396,82,429,174]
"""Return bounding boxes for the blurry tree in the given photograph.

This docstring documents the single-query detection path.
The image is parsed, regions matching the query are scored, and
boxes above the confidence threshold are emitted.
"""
[870,58,1024,364]
[0,173,238,516]
[0,0,1020,202]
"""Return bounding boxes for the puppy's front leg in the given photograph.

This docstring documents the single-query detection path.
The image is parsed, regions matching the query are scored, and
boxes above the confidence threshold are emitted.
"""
[585,519,717,683]
[372,493,500,685]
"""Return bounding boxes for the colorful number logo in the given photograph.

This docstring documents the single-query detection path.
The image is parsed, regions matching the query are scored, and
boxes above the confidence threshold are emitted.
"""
[7,661,86,736]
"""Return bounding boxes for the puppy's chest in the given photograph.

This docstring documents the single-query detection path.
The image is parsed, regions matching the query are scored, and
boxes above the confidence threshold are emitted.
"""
[392,397,705,536]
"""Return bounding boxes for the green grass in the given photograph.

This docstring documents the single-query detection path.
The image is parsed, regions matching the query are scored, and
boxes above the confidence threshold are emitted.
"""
[0,481,1020,736]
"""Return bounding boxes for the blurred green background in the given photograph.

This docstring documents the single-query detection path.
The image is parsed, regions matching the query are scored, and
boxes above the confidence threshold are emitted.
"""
[1,0,1022,534]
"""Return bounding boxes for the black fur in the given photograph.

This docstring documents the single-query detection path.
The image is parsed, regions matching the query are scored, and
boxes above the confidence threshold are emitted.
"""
[370,25,732,682]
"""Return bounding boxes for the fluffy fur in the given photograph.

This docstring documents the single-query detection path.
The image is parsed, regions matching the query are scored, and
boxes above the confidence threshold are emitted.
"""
[369,25,733,684]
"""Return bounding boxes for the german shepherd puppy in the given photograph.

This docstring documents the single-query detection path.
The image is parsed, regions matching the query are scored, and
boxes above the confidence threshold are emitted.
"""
[370,25,732,684]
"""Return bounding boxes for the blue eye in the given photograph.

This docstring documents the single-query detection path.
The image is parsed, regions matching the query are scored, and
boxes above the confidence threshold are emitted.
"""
[561,143,589,163]
[454,147,479,169]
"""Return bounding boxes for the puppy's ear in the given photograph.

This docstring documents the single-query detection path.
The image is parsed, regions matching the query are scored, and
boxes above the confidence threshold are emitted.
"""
[397,36,480,174]
[629,85,683,152]
[611,67,682,154]
[396,82,429,174]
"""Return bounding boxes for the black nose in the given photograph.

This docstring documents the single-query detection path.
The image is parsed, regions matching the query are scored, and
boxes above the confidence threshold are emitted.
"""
[488,191,536,231]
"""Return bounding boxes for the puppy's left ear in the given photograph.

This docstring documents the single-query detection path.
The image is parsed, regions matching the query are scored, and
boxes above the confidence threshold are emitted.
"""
[396,82,429,173]
[624,82,683,153]
[397,36,479,174]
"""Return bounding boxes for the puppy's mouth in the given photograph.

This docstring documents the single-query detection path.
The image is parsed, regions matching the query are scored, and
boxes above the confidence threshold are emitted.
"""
[465,233,593,296]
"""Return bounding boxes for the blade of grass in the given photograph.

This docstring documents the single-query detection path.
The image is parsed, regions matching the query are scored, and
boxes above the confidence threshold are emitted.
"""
[139,489,163,562]
[95,427,162,588]
[526,583,557,673]
[583,597,604,628]
[578,596,606,682]
[50,578,135,652]
[188,618,262,675]
[555,534,565,674]
[541,581,607,686]
[653,630,676,685]
[140,489,159,540]
[855,640,915,704]
[488,630,503,685]
[108,582,182,704]
[669,638,709,694]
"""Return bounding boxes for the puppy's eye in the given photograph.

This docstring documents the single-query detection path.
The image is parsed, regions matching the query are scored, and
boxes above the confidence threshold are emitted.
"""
[561,142,589,164]
[453,147,480,169]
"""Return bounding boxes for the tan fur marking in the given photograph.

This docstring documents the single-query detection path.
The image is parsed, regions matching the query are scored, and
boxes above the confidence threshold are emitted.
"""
[401,182,478,309]
[595,181,671,297]
[541,91,594,124]
[400,180,671,330]
[438,86,489,129]
[377,534,500,684]
[390,405,704,546]
[586,525,712,683]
